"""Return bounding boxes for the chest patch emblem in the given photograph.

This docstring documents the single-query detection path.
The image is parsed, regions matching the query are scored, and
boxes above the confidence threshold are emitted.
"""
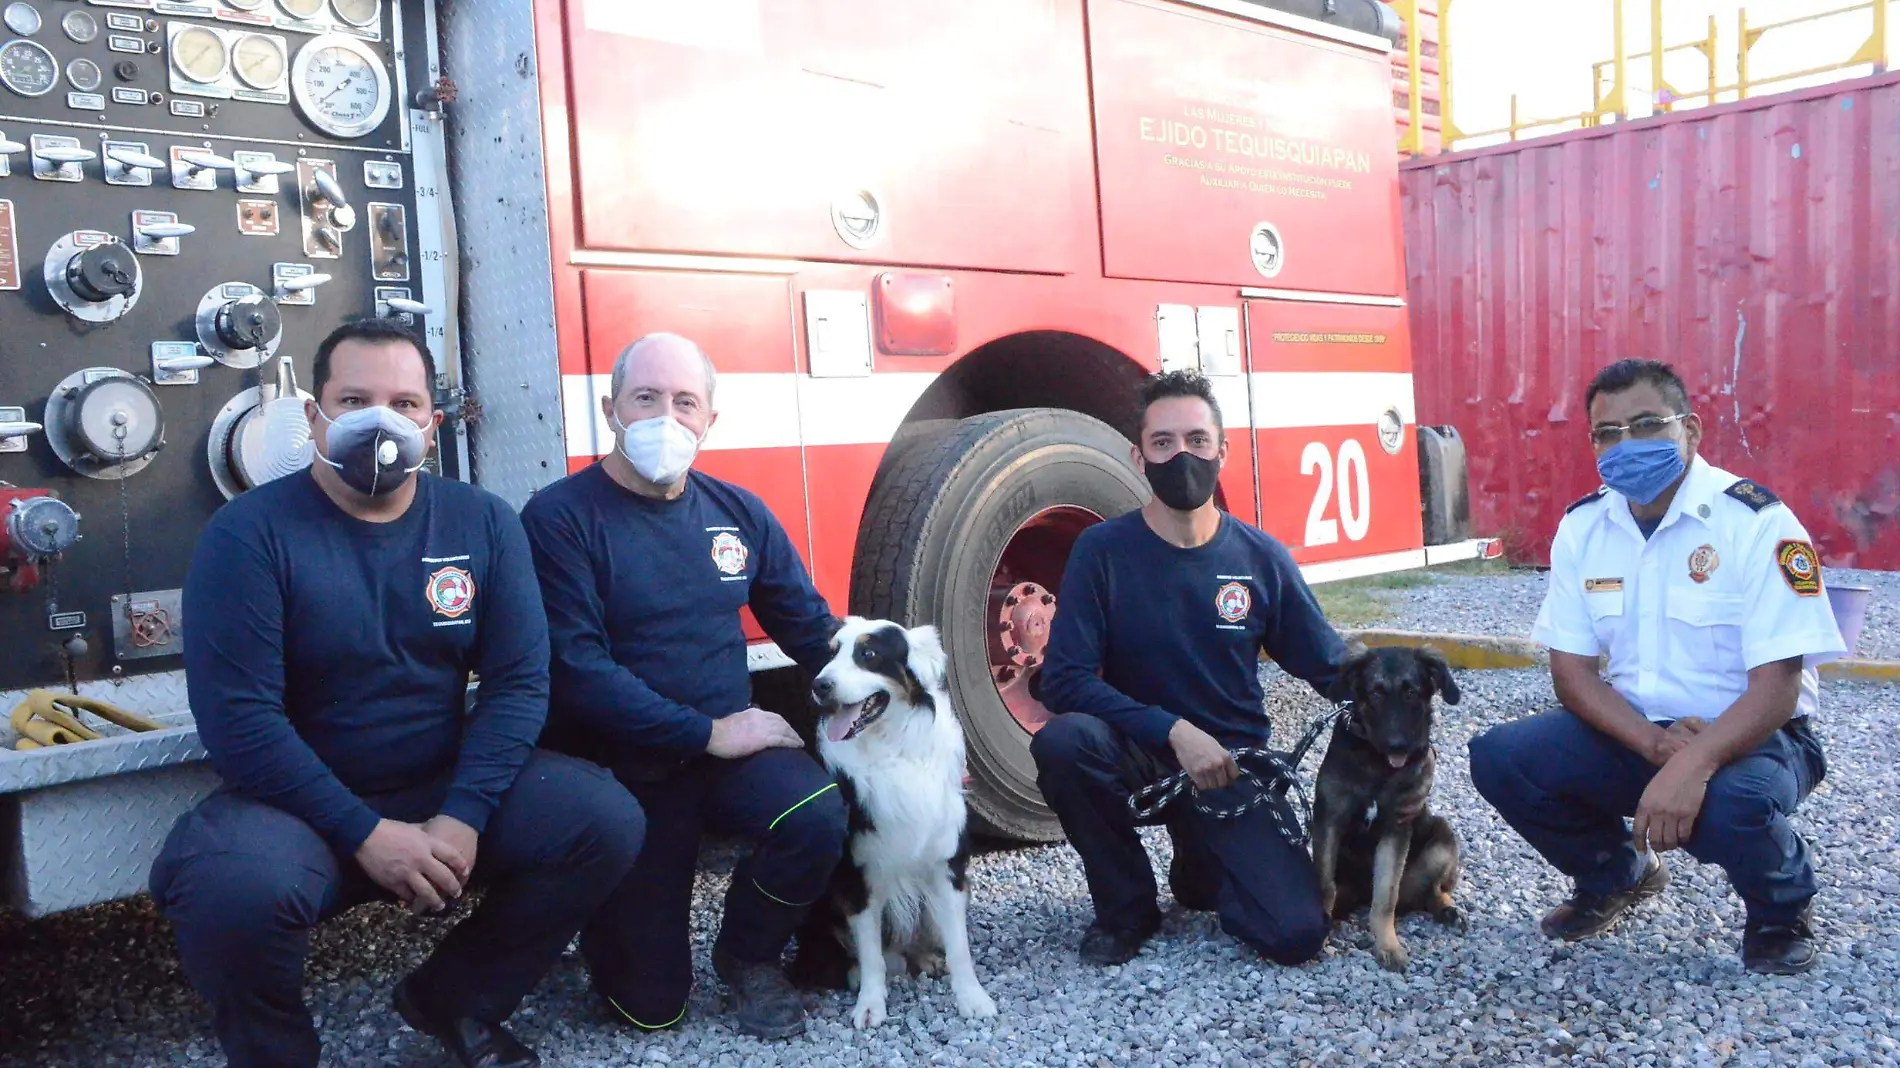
[1688,544,1720,584]
[1215,581,1252,623]
[711,531,749,576]
[426,566,476,619]
[1775,539,1822,597]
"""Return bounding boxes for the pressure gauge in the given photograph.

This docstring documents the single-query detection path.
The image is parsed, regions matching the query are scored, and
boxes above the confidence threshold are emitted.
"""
[330,0,378,28]
[65,57,100,92]
[291,34,389,138]
[277,0,324,20]
[3,3,40,37]
[223,0,268,9]
[172,26,229,85]
[0,38,55,97]
[232,33,285,90]
[60,9,96,44]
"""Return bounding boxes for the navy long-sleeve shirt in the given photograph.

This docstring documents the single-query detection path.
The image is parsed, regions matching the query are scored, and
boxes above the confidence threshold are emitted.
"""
[520,464,839,776]
[181,471,550,855]
[1040,511,1346,751]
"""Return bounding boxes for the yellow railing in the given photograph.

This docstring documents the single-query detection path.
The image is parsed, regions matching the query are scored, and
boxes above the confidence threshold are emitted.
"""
[1405,0,1891,155]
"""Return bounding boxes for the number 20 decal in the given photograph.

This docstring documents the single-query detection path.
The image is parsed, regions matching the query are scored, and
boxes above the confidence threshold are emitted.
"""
[1301,440,1371,546]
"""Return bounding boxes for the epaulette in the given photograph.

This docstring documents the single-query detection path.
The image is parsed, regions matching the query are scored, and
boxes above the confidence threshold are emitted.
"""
[1723,479,1781,512]
[1564,487,1608,514]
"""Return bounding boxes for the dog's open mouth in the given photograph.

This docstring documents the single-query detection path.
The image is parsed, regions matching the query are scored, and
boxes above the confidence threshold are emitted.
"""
[823,691,890,744]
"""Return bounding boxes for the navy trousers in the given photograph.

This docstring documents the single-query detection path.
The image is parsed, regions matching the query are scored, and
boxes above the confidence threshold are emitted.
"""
[1030,712,1330,966]
[581,747,847,1030]
[1468,708,1826,924]
[149,750,645,1068]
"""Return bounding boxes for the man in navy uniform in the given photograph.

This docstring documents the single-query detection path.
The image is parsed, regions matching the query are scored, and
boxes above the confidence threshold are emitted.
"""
[153,318,645,1068]
[521,332,845,1039]
[1469,359,1844,974]
[1032,370,1347,967]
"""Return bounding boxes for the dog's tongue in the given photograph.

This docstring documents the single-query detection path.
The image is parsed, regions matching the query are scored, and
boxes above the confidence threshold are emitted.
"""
[825,710,857,744]
[1387,753,1410,769]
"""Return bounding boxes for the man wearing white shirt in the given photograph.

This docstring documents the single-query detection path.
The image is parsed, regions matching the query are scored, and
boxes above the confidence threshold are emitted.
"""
[1468,359,1844,975]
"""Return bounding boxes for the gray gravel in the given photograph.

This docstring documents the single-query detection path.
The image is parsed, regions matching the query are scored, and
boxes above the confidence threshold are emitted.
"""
[6,665,1898,1067]
[1374,566,1900,662]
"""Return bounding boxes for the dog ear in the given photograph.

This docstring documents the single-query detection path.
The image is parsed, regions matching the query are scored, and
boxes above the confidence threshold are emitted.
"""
[906,624,949,692]
[1417,648,1461,706]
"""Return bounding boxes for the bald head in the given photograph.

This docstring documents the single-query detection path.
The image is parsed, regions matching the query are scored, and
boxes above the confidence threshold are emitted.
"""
[610,332,716,408]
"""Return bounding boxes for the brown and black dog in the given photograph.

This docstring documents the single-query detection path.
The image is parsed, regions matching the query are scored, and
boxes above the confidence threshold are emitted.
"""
[1310,646,1465,972]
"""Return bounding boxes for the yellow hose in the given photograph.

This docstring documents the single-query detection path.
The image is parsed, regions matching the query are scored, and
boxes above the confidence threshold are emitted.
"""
[8,690,162,752]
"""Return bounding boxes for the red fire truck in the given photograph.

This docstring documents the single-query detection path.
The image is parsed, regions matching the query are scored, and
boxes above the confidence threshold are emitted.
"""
[0,0,1485,916]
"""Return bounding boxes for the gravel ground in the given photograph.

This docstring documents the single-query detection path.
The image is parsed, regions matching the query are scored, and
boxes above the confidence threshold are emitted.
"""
[1376,567,1900,662]
[5,668,1898,1067]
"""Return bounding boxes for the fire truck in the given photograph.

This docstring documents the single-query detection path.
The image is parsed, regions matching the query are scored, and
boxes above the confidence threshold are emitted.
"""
[0,0,1487,918]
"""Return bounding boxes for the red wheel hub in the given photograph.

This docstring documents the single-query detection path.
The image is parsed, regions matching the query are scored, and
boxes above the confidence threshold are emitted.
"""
[988,506,1100,734]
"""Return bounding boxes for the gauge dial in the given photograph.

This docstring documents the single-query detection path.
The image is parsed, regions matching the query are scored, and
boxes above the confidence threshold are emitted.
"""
[277,0,325,20]
[223,0,268,9]
[291,34,389,138]
[232,34,285,89]
[60,9,96,43]
[0,38,56,97]
[330,0,378,28]
[65,56,100,92]
[172,25,229,84]
[3,3,40,37]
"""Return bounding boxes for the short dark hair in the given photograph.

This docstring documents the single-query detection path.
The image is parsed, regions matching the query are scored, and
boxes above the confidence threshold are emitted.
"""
[311,317,437,405]
[1585,359,1690,417]
[1137,369,1224,434]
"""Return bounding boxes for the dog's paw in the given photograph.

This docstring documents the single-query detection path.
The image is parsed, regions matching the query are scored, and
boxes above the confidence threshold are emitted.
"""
[851,991,888,1030]
[1374,941,1411,973]
[954,984,998,1020]
[1432,904,1468,931]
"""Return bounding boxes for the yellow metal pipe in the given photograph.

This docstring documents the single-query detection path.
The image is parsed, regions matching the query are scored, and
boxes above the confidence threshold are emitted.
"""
[1737,7,1750,100]
[1403,0,1423,155]
[1651,0,1668,112]
[1851,0,1889,71]
[1706,15,1719,103]
[1440,0,1464,144]
[1613,0,1628,118]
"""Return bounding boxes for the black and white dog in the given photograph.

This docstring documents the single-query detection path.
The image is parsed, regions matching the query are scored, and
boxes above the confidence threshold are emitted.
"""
[788,617,998,1028]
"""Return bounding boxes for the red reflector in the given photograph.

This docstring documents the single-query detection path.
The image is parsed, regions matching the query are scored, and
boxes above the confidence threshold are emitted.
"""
[874,272,956,356]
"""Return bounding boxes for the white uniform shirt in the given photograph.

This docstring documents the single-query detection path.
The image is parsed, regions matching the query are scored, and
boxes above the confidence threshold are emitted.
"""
[1532,455,1847,723]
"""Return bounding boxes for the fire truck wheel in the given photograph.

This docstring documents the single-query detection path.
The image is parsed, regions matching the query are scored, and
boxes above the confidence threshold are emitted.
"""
[850,407,1147,843]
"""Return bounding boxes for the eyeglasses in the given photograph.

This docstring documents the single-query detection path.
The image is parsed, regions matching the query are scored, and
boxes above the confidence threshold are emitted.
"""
[1590,413,1685,448]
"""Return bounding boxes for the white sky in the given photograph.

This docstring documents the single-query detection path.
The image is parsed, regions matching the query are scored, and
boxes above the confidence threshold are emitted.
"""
[1445,0,1890,146]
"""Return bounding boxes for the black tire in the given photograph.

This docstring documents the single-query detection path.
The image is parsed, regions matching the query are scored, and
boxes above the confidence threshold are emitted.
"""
[850,408,1148,842]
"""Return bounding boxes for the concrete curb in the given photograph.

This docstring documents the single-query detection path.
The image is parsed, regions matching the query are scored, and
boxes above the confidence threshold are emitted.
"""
[1339,629,1900,685]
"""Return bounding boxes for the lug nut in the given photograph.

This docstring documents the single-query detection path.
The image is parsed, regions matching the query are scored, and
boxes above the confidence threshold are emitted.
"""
[1040,593,1055,605]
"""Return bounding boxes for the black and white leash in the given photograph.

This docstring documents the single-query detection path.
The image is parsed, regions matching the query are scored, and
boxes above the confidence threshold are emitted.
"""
[1127,701,1356,849]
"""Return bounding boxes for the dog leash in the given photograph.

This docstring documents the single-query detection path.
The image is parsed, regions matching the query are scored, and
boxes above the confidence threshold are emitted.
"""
[1127,701,1355,849]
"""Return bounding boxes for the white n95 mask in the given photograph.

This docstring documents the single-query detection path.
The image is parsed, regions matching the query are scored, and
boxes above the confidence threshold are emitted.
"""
[616,414,702,485]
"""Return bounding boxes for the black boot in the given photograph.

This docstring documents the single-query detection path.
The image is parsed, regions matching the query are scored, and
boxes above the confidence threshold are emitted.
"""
[711,944,808,1039]
[1539,854,1670,941]
[1742,911,1817,975]
[1079,910,1163,966]
[393,977,539,1068]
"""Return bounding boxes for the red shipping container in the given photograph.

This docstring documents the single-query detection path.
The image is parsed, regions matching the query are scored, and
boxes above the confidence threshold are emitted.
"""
[1402,72,1900,569]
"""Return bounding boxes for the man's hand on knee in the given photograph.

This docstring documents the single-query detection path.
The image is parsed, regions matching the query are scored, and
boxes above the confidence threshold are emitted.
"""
[707,707,804,760]
[1168,720,1239,792]
[1645,717,1707,768]
[422,814,479,884]
[355,819,465,913]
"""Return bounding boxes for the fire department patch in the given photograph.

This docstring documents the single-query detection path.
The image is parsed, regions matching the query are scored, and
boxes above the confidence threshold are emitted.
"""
[1775,539,1822,597]
[1688,544,1719,584]
[711,531,749,576]
[426,566,476,618]
[1215,581,1252,623]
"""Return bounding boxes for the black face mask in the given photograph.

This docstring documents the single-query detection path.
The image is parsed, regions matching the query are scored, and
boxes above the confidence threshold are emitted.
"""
[1144,450,1220,512]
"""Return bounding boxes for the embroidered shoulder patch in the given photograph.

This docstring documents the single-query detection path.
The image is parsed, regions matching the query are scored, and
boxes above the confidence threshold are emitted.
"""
[1724,479,1782,512]
[1775,540,1822,597]
[1565,487,1608,514]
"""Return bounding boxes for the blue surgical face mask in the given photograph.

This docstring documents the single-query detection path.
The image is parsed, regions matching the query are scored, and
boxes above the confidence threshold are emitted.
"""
[1597,438,1687,505]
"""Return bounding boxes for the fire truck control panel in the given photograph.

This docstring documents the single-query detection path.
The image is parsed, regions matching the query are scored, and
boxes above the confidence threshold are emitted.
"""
[0,0,451,691]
